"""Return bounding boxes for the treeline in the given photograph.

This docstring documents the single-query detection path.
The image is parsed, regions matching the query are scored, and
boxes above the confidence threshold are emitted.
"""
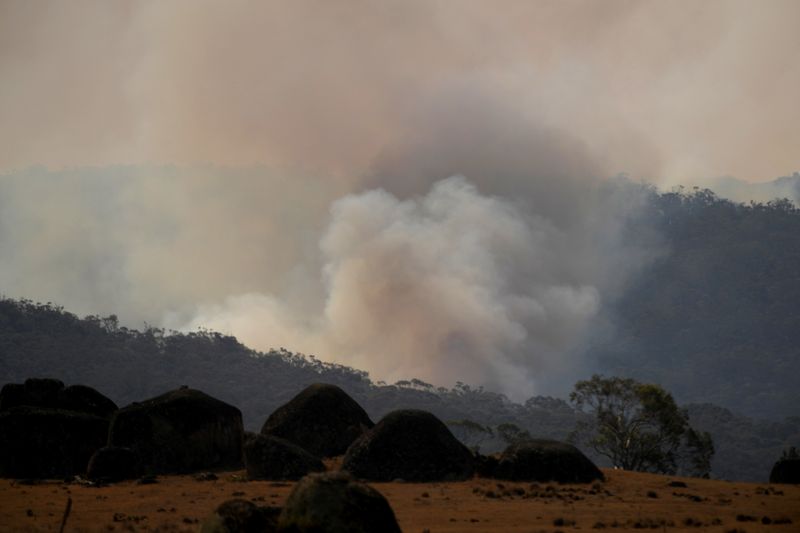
[0,298,577,436]
[0,297,796,481]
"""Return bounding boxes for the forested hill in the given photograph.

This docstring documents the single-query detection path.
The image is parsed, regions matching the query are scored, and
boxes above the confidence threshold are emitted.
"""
[594,188,800,420]
[0,298,577,438]
[0,297,797,482]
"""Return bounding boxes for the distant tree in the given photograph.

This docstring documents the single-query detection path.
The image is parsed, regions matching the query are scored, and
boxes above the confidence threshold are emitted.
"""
[569,375,714,476]
[447,419,494,453]
[781,446,799,460]
[496,422,532,446]
[681,427,715,478]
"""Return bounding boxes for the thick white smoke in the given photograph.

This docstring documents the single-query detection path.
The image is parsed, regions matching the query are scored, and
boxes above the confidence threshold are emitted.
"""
[4,1,796,398]
[173,176,652,398]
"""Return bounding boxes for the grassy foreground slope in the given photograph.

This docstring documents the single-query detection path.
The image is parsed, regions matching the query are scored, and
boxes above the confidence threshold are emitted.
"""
[1,468,798,532]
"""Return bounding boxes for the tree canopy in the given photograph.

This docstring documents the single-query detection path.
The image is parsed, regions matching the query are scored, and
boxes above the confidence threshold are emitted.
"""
[570,375,714,476]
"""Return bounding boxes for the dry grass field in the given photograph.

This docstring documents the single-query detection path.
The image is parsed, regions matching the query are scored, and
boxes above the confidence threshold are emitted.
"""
[1,468,798,532]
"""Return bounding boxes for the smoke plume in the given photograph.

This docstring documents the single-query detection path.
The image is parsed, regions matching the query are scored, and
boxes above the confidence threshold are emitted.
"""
[175,176,628,397]
[2,1,798,396]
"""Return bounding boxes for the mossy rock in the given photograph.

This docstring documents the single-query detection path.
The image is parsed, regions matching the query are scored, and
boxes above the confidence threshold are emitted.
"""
[201,499,281,533]
[770,458,800,484]
[492,439,604,483]
[0,406,108,479]
[0,378,64,410]
[109,387,243,474]
[22,378,65,406]
[0,383,26,411]
[262,384,373,458]
[342,409,475,482]
[59,385,118,418]
[277,472,400,533]
[0,379,117,419]
[87,446,142,481]
[244,434,325,481]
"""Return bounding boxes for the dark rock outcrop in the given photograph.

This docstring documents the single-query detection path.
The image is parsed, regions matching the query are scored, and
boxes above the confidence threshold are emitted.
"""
[0,383,28,410]
[1,378,64,410]
[201,499,281,533]
[20,378,64,407]
[769,458,800,484]
[0,406,108,478]
[87,446,141,481]
[278,472,401,533]
[109,387,243,474]
[60,385,118,418]
[0,379,117,418]
[342,409,475,482]
[491,439,604,483]
[261,384,373,458]
[244,434,325,481]
[475,453,500,477]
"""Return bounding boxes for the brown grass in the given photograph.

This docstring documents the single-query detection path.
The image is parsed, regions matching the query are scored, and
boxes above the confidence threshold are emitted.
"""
[1,468,798,532]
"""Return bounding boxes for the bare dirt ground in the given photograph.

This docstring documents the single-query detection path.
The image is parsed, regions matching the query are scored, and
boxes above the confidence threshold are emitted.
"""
[1,468,798,532]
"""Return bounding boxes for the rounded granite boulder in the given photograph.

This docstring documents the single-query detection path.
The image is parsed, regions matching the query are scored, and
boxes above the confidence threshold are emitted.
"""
[342,409,475,482]
[109,387,243,475]
[492,439,604,483]
[277,472,401,533]
[769,458,800,484]
[261,383,373,458]
[0,406,108,479]
[244,434,325,481]
[87,446,142,482]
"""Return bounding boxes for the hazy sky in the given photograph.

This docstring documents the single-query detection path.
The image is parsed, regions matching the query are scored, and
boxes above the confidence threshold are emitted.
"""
[1,0,798,182]
[2,1,799,397]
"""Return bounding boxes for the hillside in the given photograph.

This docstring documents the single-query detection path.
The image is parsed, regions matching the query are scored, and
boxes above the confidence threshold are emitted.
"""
[1,297,796,482]
[594,188,800,420]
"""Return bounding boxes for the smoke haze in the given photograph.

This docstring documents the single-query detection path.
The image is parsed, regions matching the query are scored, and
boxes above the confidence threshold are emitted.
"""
[2,0,799,181]
[1,1,798,396]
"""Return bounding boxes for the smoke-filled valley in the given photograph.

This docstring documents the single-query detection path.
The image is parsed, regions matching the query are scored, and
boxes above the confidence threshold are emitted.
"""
[0,165,665,400]
[3,174,800,481]
[2,166,800,413]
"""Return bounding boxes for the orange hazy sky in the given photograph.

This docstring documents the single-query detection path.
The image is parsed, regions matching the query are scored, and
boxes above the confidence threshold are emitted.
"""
[1,0,799,183]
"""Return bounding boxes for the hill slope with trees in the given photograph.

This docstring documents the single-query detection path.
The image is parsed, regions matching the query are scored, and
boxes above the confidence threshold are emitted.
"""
[593,188,800,420]
[0,297,796,482]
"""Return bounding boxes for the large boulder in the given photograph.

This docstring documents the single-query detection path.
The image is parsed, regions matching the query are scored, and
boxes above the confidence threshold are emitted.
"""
[201,499,280,533]
[87,446,142,481]
[492,439,604,483]
[770,458,800,484]
[342,409,475,482]
[60,385,118,418]
[0,378,64,410]
[277,472,401,533]
[109,387,243,474]
[0,383,28,410]
[0,406,109,478]
[261,384,373,458]
[21,378,64,407]
[244,434,325,481]
[0,379,117,418]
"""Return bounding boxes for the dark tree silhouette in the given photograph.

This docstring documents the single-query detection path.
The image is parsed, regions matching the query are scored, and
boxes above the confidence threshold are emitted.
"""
[569,375,714,476]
